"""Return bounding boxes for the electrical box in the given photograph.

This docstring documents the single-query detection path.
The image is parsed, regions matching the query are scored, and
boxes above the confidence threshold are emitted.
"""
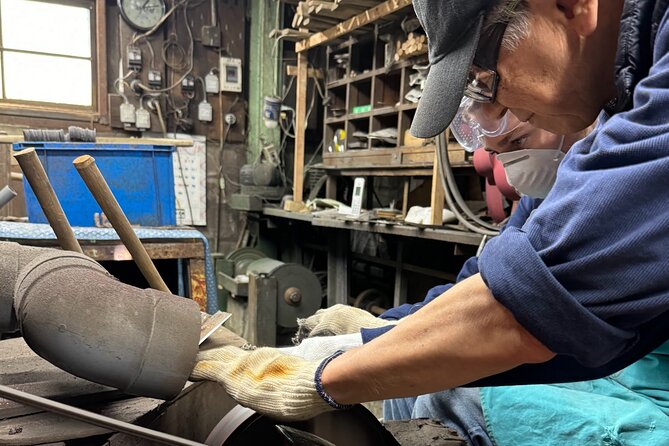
[205,72,219,94]
[127,46,142,71]
[181,74,195,94]
[198,101,213,122]
[135,108,151,130]
[148,70,162,88]
[120,102,136,124]
[220,57,242,92]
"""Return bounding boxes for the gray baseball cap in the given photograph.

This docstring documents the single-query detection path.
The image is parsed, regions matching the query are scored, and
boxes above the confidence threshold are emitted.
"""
[411,0,495,138]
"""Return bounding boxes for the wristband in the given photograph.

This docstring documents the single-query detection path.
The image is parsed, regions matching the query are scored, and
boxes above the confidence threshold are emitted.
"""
[314,350,355,410]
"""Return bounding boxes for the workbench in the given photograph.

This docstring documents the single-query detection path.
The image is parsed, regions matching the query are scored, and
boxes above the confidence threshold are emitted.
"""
[0,222,217,313]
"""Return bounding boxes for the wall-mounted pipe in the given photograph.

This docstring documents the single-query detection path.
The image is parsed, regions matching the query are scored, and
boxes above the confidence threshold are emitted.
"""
[0,185,17,210]
[1,242,201,400]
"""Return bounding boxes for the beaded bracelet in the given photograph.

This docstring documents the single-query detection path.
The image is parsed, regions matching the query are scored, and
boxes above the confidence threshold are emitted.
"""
[314,350,355,410]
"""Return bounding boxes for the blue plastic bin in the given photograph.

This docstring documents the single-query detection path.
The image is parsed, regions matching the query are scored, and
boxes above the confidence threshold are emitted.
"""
[13,142,177,227]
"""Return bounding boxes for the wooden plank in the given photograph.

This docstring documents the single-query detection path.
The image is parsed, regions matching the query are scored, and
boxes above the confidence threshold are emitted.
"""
[0,397,162,445]
[0,338,117,419]
[294,52,309,203]
[296,0,413,52]
[82,241,204,262]
[286,65,324,79]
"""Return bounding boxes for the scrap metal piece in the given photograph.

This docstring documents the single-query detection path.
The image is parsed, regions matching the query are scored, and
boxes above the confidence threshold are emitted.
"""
[276,425,336,446]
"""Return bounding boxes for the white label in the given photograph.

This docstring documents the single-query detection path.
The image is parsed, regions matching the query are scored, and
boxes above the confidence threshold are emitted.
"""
[198,102,213,122]
[120,102,136,124]
[135,108,151,130]
[205,73,219,94]
[170,134,207,226]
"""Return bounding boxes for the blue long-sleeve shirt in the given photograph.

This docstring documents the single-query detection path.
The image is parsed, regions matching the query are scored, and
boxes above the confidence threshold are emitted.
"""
[474,11,669,384]
[364,12,669,386]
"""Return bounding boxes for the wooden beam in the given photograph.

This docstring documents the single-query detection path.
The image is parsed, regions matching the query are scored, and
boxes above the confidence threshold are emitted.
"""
[296,0,413,52]
[293,52,309,203]
[286,65,324,79]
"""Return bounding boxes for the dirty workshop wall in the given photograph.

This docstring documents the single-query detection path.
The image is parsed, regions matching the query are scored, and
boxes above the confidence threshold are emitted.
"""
[0,0,249,254]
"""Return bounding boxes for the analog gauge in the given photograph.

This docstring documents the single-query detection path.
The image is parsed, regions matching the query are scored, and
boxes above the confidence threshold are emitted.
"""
[118,0,166,31]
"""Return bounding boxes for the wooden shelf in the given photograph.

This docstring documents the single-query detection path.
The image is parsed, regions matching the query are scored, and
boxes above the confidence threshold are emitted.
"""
[261,207,483,246]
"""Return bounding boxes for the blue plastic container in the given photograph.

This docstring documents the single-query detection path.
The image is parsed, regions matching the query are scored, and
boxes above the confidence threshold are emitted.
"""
[13,142,177,227]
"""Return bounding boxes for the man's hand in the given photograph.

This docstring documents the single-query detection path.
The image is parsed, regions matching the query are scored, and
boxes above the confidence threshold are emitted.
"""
[293,304,396,343]
[190,346,344,421]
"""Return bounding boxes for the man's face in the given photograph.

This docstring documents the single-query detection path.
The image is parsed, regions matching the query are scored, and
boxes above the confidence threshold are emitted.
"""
[487,0,622,134]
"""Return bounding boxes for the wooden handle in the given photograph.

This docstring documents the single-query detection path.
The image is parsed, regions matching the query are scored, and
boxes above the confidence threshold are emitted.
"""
[73,155,170,293]
[13,148,83,253]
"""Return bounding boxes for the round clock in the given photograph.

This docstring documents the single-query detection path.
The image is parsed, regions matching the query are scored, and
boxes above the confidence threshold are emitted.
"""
[118,0,166,31]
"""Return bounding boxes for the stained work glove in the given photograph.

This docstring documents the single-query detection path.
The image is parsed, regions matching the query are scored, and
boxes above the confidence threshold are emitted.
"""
[293,304,397,343]
[281,333,362,360]
[190,346,351,421]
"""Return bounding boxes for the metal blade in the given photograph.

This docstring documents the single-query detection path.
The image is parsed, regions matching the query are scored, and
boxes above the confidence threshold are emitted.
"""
[275,425,337,446]
[199,311,232,345]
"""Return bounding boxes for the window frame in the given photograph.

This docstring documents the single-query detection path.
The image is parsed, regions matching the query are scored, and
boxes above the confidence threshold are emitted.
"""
[0,0,106,122]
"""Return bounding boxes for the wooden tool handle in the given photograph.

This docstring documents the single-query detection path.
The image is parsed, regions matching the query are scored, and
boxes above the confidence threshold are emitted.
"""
[13,148,83,253]
[73,155,170,293]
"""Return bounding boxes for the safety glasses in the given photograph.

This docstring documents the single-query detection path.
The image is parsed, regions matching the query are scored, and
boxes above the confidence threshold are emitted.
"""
[450,97,523,152]
[464,20,508,103]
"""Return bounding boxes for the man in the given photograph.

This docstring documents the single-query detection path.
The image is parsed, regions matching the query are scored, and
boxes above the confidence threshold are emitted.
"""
[192,0,669,427]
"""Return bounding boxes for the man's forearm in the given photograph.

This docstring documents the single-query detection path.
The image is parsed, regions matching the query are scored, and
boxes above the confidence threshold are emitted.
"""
[320,273,555,404]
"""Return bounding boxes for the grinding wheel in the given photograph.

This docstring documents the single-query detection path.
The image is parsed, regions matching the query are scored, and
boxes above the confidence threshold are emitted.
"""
[246,258,322,328]
[225,248,267,277]
[205,404,400,446]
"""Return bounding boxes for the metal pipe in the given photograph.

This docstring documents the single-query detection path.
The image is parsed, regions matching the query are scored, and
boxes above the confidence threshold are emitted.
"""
[0,242,47,334]
[0,185,17,210]
[14,248,201,399]
[13,148,84,253]
[73,155,170,292]
[0,384,207,446]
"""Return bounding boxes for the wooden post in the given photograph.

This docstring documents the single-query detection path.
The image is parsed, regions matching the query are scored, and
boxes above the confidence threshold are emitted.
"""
[247,273,278,347]
[430,130,449,226]
[327,229,350,307]
[402,177,410,217]
[293,52,308,203]
[13,148,83,253]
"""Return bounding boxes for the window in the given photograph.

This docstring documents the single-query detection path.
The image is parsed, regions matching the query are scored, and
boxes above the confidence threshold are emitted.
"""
[0,0,94,108]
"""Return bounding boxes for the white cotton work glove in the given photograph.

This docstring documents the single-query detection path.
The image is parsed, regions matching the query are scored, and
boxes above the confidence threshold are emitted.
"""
[190,346,350,421]
[281,333,362,360]
[293,304,397,343]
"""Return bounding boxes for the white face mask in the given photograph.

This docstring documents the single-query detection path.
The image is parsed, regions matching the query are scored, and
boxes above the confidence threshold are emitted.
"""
[496,143,565,199]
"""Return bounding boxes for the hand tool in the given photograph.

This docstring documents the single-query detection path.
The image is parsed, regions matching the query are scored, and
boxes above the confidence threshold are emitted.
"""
[73,154,170,292]
[13,148,83,253]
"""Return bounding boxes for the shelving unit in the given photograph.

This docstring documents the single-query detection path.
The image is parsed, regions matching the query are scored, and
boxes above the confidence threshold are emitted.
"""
[292,0,418,203]
[320,29,440,172]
